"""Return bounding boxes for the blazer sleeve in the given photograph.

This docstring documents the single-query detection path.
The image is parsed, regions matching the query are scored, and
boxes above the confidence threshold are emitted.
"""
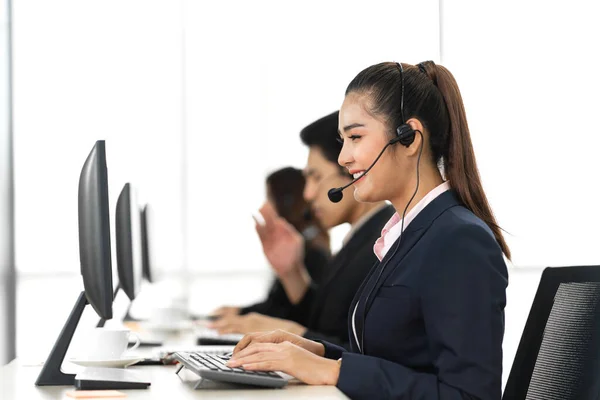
[239,280,293,319]
[316,340,347,360]
[335,224,507,400]
[286,282,318,326]
[303,245,330,284]
[303,329,350,351]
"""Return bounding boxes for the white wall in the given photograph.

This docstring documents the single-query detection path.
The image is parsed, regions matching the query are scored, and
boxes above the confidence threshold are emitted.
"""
[13,1,185,276]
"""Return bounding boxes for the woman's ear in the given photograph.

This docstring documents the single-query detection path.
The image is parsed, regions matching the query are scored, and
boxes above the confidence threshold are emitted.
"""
[404,118,426,156]
[406,118,424,136]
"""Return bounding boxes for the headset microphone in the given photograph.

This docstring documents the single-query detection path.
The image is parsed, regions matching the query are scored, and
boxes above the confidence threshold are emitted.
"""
[327,128,415,203]
[327,187,344,203]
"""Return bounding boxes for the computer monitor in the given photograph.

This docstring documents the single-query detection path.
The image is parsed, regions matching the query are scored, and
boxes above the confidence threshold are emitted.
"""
[140,204,155,283]
[36,140,114,386]
[96,183,147,327]
[115,183,143,300]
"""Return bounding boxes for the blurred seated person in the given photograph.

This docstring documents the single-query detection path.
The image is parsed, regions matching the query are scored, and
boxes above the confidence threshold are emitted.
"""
[209,111,394,349]
[212,167,330,320]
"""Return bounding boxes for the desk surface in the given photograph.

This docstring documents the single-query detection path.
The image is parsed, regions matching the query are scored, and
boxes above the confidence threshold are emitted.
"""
[1,359,348,399]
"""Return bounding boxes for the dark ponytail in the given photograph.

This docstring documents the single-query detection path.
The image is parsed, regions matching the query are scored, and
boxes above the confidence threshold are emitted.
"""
[346,61,511,259]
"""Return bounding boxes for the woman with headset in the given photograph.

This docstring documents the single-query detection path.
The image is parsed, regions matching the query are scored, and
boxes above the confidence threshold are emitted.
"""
[227,61,509,400]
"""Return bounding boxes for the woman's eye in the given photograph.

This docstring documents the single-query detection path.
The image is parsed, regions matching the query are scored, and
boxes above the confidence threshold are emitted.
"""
[337,135,361,144]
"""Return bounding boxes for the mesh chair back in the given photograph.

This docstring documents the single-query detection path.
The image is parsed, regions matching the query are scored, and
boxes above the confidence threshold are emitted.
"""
[503,266,600,400]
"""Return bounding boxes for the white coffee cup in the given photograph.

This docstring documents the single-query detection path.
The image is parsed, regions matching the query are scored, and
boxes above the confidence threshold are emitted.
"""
[80,328,140,360]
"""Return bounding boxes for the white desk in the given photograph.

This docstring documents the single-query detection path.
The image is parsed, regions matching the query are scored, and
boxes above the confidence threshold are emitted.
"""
[1,359,349,399]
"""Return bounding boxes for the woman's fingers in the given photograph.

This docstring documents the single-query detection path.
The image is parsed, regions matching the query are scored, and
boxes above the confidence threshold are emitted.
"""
[237,361,280,371]
[260,202,279,226]
[228,343,284,367]
[254,215,266,237]
[209,315,242,334]
[232,328,295,354]
[207,315,231,329]
[217,325,239,334]
[231,342,276,361]
[233,332,263,354]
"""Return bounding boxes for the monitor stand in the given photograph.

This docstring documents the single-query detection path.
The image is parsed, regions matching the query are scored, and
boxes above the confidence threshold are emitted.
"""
[35,291,87,386]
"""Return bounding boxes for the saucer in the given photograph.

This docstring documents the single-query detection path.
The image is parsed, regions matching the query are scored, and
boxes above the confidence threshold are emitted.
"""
[68,356,145,368]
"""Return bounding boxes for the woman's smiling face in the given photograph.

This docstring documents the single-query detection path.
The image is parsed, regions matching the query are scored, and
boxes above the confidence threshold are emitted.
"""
[337,91,411,204]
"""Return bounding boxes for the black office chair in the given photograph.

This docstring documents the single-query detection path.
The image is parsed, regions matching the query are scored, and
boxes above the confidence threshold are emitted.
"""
[503,265,600,400]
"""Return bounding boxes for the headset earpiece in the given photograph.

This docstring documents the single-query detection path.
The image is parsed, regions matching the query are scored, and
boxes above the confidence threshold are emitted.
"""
[390,62,416,148]
[392,123,416,147]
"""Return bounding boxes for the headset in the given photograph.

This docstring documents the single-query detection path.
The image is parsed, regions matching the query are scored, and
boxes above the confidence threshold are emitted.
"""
[393,62,417,147]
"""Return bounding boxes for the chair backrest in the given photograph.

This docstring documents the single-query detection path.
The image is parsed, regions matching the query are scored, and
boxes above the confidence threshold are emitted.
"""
[503,265,600,400]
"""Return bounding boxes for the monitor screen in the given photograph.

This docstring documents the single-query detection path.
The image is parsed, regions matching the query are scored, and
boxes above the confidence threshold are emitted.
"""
[78,140,113,319]
[115,183,143,300]
[140,204,155,283]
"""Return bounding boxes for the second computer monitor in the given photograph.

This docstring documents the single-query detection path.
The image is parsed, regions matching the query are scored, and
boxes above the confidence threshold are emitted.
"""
[140,204,155,283]
[115,183,143,301]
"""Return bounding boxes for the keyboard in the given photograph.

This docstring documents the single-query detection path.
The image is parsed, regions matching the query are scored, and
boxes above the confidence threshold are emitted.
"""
[173,352,288,388]
[195,327,244,346]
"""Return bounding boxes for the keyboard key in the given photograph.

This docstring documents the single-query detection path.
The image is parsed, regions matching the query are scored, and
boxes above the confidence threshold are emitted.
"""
[186,355,214,370]
[196,355,229,371]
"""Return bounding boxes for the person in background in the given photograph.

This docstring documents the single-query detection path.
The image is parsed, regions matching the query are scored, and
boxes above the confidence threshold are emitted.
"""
[209,111,394,349]
[212,167,330,320]
[228,61,509,400]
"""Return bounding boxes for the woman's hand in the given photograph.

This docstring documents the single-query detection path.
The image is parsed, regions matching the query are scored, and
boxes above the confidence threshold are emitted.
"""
[255,202,312,304]
[255,202,305,278]
[227,340,340,386]
[233,329,324,357]
[209,306,240,319]
[208,313,306,336]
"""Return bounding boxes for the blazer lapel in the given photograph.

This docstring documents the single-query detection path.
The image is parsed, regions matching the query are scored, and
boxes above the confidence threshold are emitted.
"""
[347,258,380,351]
[362,191,462,318]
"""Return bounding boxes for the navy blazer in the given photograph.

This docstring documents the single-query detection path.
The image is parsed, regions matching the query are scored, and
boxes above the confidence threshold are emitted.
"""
[321,191,508,400]
[293,205,395,348]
